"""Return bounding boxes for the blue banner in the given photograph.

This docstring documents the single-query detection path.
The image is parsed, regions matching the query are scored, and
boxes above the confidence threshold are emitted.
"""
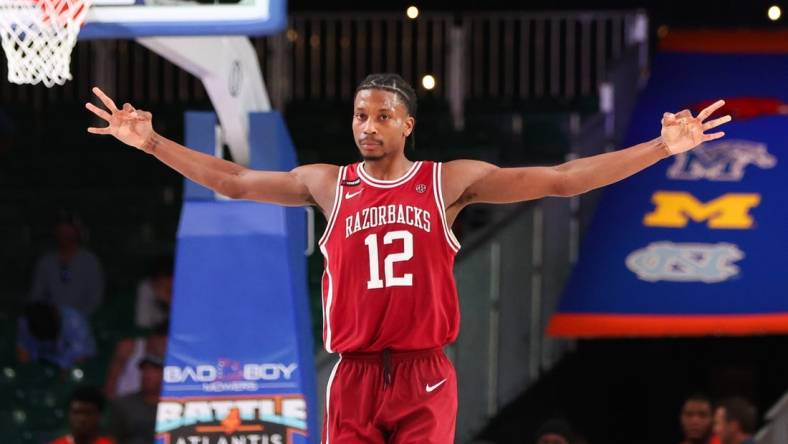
[549,50,788,337]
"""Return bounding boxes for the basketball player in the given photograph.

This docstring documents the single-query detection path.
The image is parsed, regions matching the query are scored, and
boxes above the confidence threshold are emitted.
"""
[85,74,731,443]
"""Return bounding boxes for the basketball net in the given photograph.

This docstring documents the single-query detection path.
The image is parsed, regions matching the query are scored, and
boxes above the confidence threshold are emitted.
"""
[0,0,91,87]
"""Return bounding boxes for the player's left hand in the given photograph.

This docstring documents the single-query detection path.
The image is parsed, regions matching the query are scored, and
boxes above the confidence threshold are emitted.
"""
[661,99,732,156]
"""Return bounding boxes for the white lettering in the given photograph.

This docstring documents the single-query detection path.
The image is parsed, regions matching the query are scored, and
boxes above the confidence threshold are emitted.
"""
[282,398,308,421]
[157,402,183,424]
[164,365,217,383]
[258,399,276,416]
[396,204,406,224]
[387,205,396,224]
[210,401,234,421]
[354,213,361,233]
[343,206,433,237]
[183,402,214,423]
[242,363,298,381]
[413,208,423,230]
[361,208,370,230]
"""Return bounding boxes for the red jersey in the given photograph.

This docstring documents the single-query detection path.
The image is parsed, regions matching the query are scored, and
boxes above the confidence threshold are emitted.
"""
[318,160,461,353]
[50,436,115,444]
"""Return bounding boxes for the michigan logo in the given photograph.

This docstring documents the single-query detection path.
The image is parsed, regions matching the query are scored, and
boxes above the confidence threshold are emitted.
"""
[667,139,776,182]
[625,242,744,283]
[644,192,760,229]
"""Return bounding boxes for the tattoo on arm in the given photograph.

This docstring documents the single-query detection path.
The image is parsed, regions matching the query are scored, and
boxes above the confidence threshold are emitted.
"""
[142,134,160,154]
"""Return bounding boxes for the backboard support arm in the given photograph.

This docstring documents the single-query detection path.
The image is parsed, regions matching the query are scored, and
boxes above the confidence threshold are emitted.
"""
[136,35,270,166]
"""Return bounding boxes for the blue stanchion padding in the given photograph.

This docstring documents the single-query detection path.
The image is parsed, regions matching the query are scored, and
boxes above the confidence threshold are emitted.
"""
[156,111,318,444]
[182,111,218,201]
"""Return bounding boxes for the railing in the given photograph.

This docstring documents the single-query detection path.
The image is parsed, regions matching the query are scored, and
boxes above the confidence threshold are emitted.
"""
[446,104,626,441]
[757,391,788,444]
[0,10,648,118]
[448,198,574,442]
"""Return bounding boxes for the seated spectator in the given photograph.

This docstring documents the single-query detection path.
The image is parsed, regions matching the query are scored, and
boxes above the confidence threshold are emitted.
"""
[104,324,168,399]
[17,301,96,370]
[110,353,163,444]
[535,418,574,444]
[713,397,757,444]
[134,255,173,330]
[679,393,714,444]
[31,213,104,317]
[50,385,115,444]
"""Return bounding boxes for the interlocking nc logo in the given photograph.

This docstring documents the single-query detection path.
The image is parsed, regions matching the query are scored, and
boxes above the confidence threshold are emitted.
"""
[667,139,777,182]
[626,242,744,283]
[643,192,761,229]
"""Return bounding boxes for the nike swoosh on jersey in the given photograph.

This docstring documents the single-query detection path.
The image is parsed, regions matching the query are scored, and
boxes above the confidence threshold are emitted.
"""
[425,378,447,393]
[345,190,363,199]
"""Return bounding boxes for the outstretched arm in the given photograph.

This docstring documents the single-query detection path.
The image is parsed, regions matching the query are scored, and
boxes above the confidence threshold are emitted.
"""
[85,87,337,210]
[444,100,732,208]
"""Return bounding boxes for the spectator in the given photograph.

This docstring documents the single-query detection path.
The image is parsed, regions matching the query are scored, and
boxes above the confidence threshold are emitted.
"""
[31,214,104,317]
[680,393,715,444]
[17,301,96,370]
[713,397,757,444]
[110,353,163,444]
[535,419,574,444]
[104,324,168,399]
[50,385,115,444]
[134,255,173,330]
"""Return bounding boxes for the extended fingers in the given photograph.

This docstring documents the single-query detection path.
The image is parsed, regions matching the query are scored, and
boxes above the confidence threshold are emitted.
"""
[87,126,112,135]
[703,115,732,131]
[702,131,725,142]
[92,86,119,112]
[85,102,112,122]
[697,99,725,121]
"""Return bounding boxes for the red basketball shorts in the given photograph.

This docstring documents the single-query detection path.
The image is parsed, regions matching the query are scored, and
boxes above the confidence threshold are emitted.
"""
[322,347,457,444]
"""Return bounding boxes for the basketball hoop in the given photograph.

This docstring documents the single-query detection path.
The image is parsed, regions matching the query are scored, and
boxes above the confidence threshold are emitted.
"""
[0,0,91,87]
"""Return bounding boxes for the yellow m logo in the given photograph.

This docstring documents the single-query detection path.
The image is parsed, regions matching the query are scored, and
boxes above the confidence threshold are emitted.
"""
[644,192,760,229]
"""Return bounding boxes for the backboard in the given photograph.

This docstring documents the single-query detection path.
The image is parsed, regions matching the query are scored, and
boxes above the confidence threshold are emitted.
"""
[80,0,286,39]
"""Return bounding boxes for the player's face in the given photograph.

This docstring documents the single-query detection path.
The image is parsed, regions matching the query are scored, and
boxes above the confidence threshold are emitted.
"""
[68,400,100,438]
[352,89,414,161]
[681,400,713,440]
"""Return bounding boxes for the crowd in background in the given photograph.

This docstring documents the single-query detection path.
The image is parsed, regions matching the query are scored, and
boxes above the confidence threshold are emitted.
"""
[15,212,172,444]
[526,394,758,444]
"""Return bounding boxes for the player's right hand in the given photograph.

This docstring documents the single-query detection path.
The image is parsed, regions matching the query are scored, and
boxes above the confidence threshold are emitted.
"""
[85,87,154,151]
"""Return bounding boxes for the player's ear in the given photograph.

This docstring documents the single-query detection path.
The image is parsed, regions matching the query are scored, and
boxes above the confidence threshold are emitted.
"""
[403,116,415,137]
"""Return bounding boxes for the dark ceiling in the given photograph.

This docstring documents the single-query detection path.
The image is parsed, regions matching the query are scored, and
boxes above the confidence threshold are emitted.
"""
[288,0,787,28]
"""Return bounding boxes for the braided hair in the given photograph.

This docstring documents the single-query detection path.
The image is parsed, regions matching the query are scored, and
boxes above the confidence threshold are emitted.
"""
[355,73,418,150]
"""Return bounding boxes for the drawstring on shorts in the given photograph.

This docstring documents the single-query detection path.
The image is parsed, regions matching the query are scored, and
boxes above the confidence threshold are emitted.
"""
[382,348,393,389]
[339,346,442,391]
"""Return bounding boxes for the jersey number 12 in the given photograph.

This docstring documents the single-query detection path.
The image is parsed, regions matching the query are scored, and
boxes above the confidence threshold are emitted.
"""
[364,230,413,289]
